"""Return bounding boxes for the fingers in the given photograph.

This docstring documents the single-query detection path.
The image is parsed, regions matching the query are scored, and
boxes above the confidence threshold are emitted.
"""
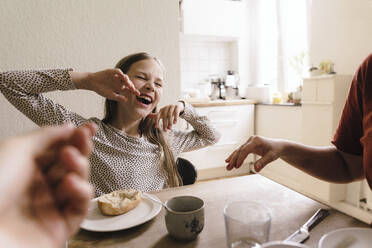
[55,173,93,208]
[147,112,161,129]
[55,173,93,236]
[60,146,90,180]
[225,150,238,171]
[253,153,275,172]
[164,105,176,131]
[47,122,95,183]
[114,71,140,96]
[36,123,96,173]
[44,143,91,190]
[51,145,93,235]
[225,135,281,172]
[173,104,181,124]
[235,145,251,168]
[91,69,139,101]
[225,137,257,171]
[155,113,161,129]
[225,153,233,162]
[151,104,182,132]
[37,123,94,190]
[225,142,252,170]
[109,91,128,103]
[69,122,97,156]
[82,122,98,138]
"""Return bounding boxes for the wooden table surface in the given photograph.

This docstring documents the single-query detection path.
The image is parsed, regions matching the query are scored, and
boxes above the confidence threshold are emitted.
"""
[68,175,369,248]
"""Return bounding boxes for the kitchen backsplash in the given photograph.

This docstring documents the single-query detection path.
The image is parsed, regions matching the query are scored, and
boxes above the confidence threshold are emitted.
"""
[180,39,234,89]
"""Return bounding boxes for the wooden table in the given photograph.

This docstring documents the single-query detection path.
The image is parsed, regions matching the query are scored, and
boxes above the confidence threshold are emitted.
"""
[69,175,369,248]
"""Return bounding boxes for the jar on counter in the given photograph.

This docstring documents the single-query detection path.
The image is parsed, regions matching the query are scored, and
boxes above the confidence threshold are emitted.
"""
[273,92,283,104]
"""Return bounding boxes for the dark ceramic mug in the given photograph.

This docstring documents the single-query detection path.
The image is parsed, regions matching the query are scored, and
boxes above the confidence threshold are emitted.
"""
[164,195,204,241]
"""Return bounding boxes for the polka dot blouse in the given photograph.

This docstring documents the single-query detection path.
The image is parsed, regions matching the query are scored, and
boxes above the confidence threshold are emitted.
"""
[0,69,221,196]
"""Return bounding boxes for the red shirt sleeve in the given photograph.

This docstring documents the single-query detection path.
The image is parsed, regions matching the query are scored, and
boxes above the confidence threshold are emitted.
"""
[331,60,366,155]
[332,53,372,188]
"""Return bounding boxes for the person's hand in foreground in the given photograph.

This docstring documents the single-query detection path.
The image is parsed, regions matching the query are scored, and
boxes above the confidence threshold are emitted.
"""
[0,123,96,248]
[225,135,284,172]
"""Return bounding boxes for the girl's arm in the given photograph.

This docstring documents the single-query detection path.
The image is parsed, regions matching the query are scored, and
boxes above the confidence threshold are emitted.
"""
[0,69,87,127]
[0,68,139,127]
[166,102,221,153]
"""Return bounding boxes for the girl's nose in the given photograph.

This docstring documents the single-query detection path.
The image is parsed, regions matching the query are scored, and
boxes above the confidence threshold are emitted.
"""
[145,82,155,91]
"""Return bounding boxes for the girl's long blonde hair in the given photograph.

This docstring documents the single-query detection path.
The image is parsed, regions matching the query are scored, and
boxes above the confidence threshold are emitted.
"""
[102,52,182,187]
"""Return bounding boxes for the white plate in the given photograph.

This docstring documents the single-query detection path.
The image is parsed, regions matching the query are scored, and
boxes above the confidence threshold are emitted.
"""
[262,241,309,248]
[319,227,372,248]
[80,194,162,232]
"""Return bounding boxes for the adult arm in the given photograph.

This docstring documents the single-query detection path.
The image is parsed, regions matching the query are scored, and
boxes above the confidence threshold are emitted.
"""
[226,135,363,183]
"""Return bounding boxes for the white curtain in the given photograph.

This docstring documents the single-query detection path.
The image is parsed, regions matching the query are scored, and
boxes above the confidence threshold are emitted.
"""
[246,0,310,93]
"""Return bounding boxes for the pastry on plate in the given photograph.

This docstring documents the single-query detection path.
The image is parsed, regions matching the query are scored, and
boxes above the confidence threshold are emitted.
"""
[97,189,142,216]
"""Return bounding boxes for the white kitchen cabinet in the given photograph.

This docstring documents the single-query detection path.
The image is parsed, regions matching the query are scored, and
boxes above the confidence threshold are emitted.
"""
[255,103,348,204]
[255,104,304,189]
[180,0,246,37]
[180,104,254,180]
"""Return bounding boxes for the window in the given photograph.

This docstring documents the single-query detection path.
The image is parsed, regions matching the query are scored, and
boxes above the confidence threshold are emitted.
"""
[246,0,310,93]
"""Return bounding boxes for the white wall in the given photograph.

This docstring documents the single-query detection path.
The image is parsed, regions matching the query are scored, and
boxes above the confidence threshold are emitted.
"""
[310,0,372,74]
[0,0,180,139]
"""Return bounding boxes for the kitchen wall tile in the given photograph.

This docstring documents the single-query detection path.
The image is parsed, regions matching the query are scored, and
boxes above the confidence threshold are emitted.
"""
[180,39,233,88]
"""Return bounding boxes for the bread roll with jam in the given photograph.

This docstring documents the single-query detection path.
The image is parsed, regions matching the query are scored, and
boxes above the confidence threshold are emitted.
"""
[97,189,142,216]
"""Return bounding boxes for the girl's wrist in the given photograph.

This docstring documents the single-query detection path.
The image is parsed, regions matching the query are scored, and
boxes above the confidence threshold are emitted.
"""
[70,71,91,90]
[177,100,186,114]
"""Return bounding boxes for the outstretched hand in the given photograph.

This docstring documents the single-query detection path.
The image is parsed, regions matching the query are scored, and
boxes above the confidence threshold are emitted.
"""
[225,135,283,172]
[148,101,185,131]
[0,123,96,248]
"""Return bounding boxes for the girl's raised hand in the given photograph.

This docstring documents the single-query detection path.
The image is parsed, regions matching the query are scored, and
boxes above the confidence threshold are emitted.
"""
[72,69,140,102]
[148,101,185,131]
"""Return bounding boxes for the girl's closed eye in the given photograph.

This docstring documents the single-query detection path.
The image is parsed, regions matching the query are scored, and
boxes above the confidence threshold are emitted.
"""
[155,82,163,87]
[136,75,146,80]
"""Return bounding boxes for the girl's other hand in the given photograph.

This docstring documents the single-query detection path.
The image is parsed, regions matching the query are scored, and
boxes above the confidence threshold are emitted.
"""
[148,101,185,131]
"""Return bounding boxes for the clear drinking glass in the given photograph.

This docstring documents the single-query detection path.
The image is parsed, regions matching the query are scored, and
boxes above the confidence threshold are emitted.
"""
[224,201,271,248]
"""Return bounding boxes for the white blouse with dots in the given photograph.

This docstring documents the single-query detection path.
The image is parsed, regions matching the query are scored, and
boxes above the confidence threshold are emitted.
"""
[0,69,220,196]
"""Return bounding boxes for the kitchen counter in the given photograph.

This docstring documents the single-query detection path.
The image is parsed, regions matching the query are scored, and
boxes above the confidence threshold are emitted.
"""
[257,102,302,107]
[185,98,258,107]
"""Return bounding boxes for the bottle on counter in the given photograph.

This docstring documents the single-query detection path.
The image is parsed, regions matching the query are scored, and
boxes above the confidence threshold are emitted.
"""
[273,92,283,104]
